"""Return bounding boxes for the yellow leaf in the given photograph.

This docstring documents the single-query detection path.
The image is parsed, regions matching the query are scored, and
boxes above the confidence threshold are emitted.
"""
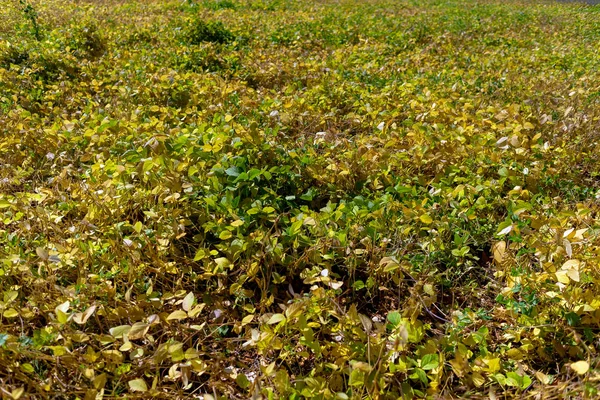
[267,313,285,325]
[128,378,148,392]
[128,322,150,340]
[562,228,574,238]
[241,314,254,326]
[109,325,131,339]
[3,308,19,318]
[486,358,501,373]
[55,301,70,314]
[3,290,18,303]
[167,310,188,321]
[187,303,205,318]
[574,228,588,240]
[570,361,589,375]
[231,220,244,227]
[555,270,570,284]
[182,292,195,312]
[419,214,433,224]
[492,242,506,264]
[119,341,132,351]
[535,371,553,384]
[36,247,49,261]
[562,259,580,270]
[11,387,24,400]
[219,230,232,240]
[73,305,96,325]
[93,373,107,390]
[566,269,580,282]
[133,221,143,233]
[264,361,276,376]
[56,310,68,324]
[472,372,485,387]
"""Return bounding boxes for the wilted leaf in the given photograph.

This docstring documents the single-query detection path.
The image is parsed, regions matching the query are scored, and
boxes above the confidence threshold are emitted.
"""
[11,387,24,400]
[128,322,150,340]
[73,305,96,325]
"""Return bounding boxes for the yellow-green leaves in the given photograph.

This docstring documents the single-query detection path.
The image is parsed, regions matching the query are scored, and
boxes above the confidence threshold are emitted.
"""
[182,292,195,312]
[419,214,433,224]
[133,221,143,233]
[167,310,188,321]
[110,325,131,339]
[128,378,148,392]
[55,301,70,324]
[3,309,19,318]
[266,313,285,325]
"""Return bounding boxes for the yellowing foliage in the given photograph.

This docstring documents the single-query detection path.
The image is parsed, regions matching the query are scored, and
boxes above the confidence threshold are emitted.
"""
[1,0,600,398]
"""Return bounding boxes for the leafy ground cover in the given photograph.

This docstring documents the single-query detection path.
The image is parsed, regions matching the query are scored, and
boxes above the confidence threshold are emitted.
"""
[2,0,600,398]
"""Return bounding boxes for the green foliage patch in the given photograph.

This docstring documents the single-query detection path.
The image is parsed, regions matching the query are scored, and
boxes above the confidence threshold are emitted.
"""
[184,19,235,44]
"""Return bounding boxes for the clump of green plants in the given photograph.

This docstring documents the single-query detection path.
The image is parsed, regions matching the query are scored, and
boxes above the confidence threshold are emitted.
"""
[184,19,234,44]
[203,0,238,10]
[19,0,42,41]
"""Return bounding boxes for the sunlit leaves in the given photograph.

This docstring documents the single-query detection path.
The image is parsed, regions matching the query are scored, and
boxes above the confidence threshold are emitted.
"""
[266,313,285,325]
[570,361,590,375]
[182,292,195,312]
[73,305,96,325]
[167,310,188,321]
[128,378,148,392]
[1,0,600,398]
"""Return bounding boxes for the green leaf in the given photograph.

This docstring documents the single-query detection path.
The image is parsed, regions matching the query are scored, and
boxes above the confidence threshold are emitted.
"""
[420,354,439,370]
[236,373,250,389]
[219,230,233,240]
[20,363,34,374]
[133,221,143,233]
[225,166,240,177]
[506,372,522,387]
[387,311,401,329]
